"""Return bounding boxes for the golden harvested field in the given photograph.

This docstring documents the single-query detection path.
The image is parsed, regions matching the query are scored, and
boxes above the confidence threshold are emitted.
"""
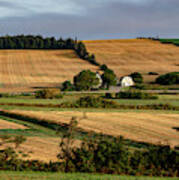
[17,137,60,162]
[1,137,60,162]
[0,50,98,92]
[84,39,179,82]
[9,110,179,147]
[0,119,27,129]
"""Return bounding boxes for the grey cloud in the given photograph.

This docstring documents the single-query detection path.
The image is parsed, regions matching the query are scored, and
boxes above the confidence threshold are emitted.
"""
[0,0,179,39]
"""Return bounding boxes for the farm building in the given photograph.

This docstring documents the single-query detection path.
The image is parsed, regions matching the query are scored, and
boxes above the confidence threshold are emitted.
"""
[93,72,103,89]
[120,76,134,87]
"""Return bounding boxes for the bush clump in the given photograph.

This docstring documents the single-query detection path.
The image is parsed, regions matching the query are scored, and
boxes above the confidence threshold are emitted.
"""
[35,89,63,99]
[115,91,158,99]
[148,72,159,75]
[156,72,179,85]
[61,81,75,91]
[130,72,143,84]
[75,96,118,108]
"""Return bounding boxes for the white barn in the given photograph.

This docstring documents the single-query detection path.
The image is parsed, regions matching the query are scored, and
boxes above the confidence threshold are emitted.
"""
[120,76,134,87]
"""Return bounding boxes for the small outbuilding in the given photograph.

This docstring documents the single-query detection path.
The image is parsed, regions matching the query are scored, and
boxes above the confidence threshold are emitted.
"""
[93,72,103,89]
[120,76,135,87]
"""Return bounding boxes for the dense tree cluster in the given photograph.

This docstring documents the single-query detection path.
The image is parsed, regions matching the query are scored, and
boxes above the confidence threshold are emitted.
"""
[156,72,179,85]
[0,35,99,66]
[74,70,100,91]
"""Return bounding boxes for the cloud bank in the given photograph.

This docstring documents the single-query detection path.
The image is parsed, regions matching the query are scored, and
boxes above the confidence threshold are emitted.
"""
[0,0,178,39]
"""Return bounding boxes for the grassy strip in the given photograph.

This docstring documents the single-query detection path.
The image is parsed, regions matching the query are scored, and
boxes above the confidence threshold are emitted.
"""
[0,171,178,180]
[0,102,178,111]
[0,115,57,137]
[159,39,179,46]
[0,105,179,114]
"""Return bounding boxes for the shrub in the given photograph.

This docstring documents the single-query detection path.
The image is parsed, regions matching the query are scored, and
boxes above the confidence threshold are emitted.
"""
[134,84,147,90]
[115,91,158,99]
[130,72,143,84]
[105,93,116,99]
[75,96,118,108]
[35,89,63,99]
[105,93,113,99]
[148,72,159,75]
[62,81,75,91]
[156,72,179,85]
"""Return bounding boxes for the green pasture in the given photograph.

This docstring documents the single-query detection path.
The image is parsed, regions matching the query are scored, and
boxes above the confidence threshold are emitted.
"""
[0,171,178,180]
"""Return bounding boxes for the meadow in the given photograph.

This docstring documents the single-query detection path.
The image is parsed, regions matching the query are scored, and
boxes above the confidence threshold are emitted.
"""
[0,171,178,180]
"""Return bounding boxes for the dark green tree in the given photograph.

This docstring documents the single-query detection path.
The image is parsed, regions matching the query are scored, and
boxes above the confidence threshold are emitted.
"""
[74,70,99,91]
[100,64,108,71]
[44,38,51,49]
[102,69,117,88]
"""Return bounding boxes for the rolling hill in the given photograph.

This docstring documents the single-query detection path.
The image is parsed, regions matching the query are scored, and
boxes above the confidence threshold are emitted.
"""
[0,39,178,92]
[84,39,179,82]
[0,50,98,92]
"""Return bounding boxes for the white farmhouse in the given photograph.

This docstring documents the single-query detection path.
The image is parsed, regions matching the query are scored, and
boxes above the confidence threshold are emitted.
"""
[120,76,134,87]
[93,72,103,89]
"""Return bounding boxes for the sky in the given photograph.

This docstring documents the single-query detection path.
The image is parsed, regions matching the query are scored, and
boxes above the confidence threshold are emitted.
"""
[0,0,179,40]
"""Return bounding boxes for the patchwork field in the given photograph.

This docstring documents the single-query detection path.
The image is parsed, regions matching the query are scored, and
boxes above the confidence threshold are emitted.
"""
[8,110,179,147]
[0,50,98,92]
[84,39,179,82]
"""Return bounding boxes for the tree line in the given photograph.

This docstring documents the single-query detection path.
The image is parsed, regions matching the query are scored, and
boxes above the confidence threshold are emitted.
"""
[0,35,99,66]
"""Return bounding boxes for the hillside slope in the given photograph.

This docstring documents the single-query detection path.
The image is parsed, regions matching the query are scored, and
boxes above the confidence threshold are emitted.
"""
[0,50,98,92]
[84,39,179,82]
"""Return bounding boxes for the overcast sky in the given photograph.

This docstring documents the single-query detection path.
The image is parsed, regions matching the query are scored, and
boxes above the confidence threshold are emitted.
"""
[0,0,178,39]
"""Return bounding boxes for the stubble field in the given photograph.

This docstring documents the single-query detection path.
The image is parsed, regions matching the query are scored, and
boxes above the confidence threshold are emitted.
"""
[0,50,97,92]
[84,39,179,82]
[8,110,179,148]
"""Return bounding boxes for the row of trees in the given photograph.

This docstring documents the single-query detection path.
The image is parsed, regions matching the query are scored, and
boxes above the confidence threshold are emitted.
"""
[0,35,75,49]
[0,35,99,66]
